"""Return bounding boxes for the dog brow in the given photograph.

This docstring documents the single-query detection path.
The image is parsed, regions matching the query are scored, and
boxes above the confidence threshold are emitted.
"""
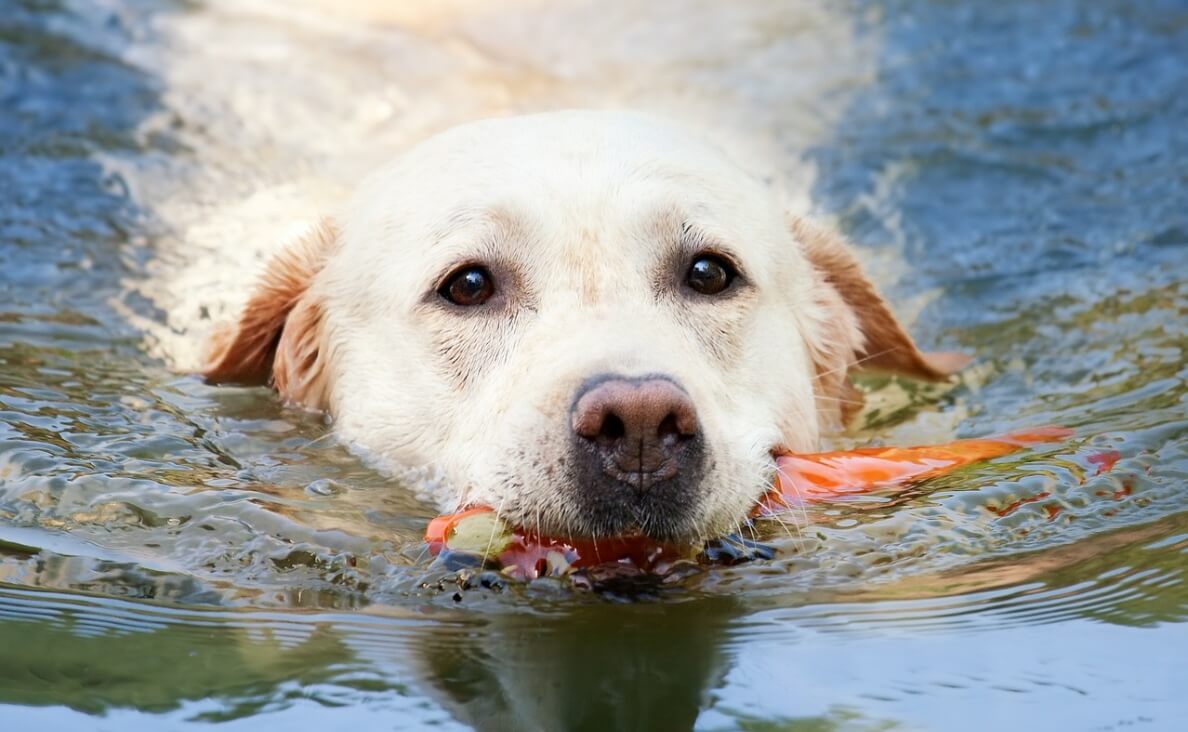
[430,205,525,247]
[645,207,735,264]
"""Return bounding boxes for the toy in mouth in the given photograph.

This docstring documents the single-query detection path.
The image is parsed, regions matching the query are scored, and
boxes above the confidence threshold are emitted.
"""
[424,426,1074,581]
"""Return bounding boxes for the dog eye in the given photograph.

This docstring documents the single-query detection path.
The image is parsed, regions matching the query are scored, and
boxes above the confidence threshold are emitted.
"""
[439,266,495,307]
[685,254,737,296]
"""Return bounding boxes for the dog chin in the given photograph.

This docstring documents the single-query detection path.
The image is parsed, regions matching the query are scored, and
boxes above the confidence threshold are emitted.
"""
[449,435,777,543]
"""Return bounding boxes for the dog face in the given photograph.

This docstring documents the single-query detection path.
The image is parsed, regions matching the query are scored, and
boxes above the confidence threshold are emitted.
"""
[203,111,965,542]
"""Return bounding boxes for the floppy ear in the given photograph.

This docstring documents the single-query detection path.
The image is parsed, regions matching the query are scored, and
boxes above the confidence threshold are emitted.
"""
[201,219,338,410]
[791,216,970,420]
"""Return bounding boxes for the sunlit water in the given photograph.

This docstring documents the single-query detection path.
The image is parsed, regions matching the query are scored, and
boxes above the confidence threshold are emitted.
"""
[1,0,1186,729]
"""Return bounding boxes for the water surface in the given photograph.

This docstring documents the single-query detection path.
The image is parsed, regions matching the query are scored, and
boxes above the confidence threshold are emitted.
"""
[1,0,1186,729]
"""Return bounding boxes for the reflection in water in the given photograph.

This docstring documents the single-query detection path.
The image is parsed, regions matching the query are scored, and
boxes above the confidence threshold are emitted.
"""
[0,584,734,729]
[0,0,1186,728]
[3,514,1186,730]
[0,585,446,723]
[420,600,735,731]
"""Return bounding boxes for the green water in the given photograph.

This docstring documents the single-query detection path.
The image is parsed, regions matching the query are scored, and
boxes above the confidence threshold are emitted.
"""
[1,0,1185,729]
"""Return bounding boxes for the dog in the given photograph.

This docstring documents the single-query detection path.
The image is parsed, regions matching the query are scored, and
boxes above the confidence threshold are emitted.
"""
[201,110,968,544]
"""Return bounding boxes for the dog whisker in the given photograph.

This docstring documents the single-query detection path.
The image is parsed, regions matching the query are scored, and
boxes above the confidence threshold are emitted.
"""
[812,344,915,381]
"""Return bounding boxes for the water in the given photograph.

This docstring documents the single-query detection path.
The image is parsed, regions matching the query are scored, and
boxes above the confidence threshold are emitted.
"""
[1,0,1186,729]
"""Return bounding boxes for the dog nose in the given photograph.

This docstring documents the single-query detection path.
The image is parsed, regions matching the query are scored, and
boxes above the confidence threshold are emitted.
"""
[571,376,699,488]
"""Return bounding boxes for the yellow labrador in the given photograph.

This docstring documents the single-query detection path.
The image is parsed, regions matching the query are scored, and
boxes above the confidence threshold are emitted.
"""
[202,111,967,542]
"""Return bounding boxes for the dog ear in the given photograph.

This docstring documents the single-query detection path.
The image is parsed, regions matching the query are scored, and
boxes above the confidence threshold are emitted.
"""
[201,219,337,410]
[791,216,970,421]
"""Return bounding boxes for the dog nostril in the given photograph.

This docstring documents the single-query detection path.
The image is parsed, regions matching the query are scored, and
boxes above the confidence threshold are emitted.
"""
[600,413,626,441]
[657,413,683,442]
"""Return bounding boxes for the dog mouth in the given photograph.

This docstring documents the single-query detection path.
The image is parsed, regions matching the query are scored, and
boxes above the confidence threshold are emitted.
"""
[600,463,682,487]
[472,437,776,543]
[491,479,706,543]
[571,474,708,542]
[429,462,779,580]
[426,451,782,579]
[521,469,771,544]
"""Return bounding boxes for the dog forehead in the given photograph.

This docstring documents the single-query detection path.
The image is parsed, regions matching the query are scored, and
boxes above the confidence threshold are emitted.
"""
[329,112,797,304]
[353,112,770,230]
[399,111,737,179]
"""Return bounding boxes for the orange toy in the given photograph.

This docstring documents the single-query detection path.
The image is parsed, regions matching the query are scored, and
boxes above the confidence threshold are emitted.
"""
[425,426,1074,579]
[425,506,685,579]
[758,426,1073,513]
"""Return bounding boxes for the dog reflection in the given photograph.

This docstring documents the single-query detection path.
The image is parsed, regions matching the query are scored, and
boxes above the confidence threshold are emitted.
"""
[413,595,737,731]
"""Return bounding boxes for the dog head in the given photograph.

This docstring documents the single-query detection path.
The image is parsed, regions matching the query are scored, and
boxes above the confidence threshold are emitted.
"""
[203,111,966,542]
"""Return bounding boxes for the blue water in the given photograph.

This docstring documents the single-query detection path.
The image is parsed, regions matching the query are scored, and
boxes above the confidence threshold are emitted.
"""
[1,1,1186,729]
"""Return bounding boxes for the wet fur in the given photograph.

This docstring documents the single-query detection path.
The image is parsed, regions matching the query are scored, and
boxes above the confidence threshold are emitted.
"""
[199,111,965,542]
